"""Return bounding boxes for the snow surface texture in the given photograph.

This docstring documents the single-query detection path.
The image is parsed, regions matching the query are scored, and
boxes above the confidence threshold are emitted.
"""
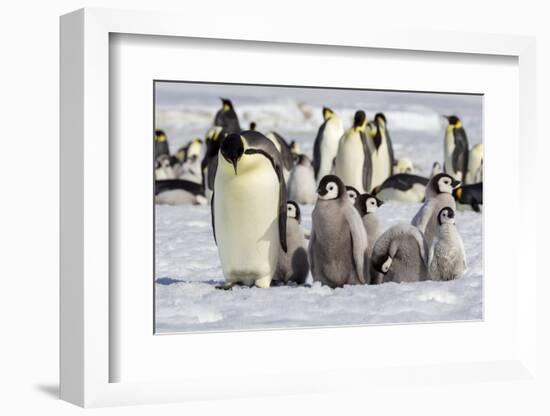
[154,84,483,333]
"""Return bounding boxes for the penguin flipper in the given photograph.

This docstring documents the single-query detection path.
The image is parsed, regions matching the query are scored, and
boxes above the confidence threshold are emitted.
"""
[312,123,324,178]
[211,191,216,244]
[360,131,373,192]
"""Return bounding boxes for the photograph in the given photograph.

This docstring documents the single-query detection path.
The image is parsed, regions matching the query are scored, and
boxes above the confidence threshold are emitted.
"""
[153,81,483,333]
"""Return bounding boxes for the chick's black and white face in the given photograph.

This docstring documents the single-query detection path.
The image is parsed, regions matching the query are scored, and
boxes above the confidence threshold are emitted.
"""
[287,203,297,219]
[365,197,379,214]
[346,188,359,203]
[438,207,456,225]
[435,174,459,194]
[319,181,339,200]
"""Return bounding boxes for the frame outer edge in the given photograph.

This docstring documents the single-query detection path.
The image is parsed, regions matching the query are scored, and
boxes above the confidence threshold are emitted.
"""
[59,8,85,407]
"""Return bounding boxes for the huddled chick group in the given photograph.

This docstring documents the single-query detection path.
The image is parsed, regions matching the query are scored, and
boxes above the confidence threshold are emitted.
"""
[155,98,482,289]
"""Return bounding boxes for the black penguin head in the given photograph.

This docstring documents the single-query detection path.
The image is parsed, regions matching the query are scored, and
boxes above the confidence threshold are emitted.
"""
[345,186,360,204]
[220,133,244,174]
[322,107,334,121]
[249,121,256,131]
[355,193,384,216]
[155,130,167,142]
[286,201,301,223]
[317,175,345,201]
[375,113,387,125]
[373,255,393,274]
[437,207,456,225]
[353,110,367,130]
[444,115,462,127]
[220,98,234,111]
[432,173,461,194]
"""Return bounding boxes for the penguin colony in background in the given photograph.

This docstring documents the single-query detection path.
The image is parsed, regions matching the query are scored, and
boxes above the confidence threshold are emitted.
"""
[155,97,481,287]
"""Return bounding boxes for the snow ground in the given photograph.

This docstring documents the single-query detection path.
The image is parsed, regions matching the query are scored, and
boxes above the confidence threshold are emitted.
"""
[154,84,483,333]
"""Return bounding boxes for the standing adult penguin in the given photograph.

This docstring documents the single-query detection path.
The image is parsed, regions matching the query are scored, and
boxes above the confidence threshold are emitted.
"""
[443,115,469,181]
[213,98,241,134]
[411,173,460,247]
[368,113,395,189]
[370,224,429,284]
[274,201,309,285]
[312,107,345,183]
[309,175,369,288]
[465,143,483,184]
[334,110,373,193]
[211,131,287,289]
[287,154,317,205]
[428,207,466,281]
[354,193,384,256]
[154,129,170,159]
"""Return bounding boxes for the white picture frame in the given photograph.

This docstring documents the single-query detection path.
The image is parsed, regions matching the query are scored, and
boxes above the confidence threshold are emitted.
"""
[60,8,538,407]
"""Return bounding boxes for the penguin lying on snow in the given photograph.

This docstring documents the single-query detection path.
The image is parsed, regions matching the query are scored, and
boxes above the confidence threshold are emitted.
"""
[370,224,429,284]
[155,179,207,205]
[428,207,466,281]
[373,173,429,203]
[354,193,384,256]
[287,154,317,205]
[453,182,483,212]
[211,131,287,289]
[309,175,369,288]
[411,173,459,247]
[273,201,309,285]
[155,155,177,180]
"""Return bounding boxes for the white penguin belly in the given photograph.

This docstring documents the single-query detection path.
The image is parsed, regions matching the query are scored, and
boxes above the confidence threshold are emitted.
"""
[288,166,317,205]
[318,122,342,182]
[335,137,365,193]
[371,141,391,189]
[214,156,280,287]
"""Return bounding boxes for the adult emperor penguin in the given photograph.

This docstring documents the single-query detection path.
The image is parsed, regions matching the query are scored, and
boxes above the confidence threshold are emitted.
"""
[309,175,369,288]
[443,115,469,181]
[274,201,309,285]
[312,107,345,183]
[211,131,287,289]
[465,143,483,184]
[213,98,241,134]
[287,154,317,205]
[453,182,483,212]
[428,207,466,281]
[354,193,384,256]
[154,129,170,159]
[334,110,373,193]
[266,131,295,180]
[155,179,207,205]
[368,113,395,189]
[411,173,460,247]
[370,224,429,284]
[372,173,429,203]
[346,186,360,205]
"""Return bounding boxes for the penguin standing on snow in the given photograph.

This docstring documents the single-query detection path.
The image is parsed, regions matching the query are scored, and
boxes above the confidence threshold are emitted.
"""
[273,201,309,285]
[154,130,170,159]
[372,173,429,203]
[465,143,483,184]
[287,154,317,205]
[334,110,373,193]
[354,193,384,256]
[411,173,460,247]
[443,115,469,181]
[211,131,287,289]
[309,175,369,288]
[313,107,345,183]
[368,113,395,189]
[428,207,466,281]
[214,98,241,134]
[370,224,429,284]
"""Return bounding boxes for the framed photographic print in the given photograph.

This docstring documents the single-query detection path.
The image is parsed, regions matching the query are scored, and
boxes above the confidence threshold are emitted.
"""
[60,8,538,407]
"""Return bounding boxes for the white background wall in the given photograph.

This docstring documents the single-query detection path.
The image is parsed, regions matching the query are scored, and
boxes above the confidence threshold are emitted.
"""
[0,1,547,414]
